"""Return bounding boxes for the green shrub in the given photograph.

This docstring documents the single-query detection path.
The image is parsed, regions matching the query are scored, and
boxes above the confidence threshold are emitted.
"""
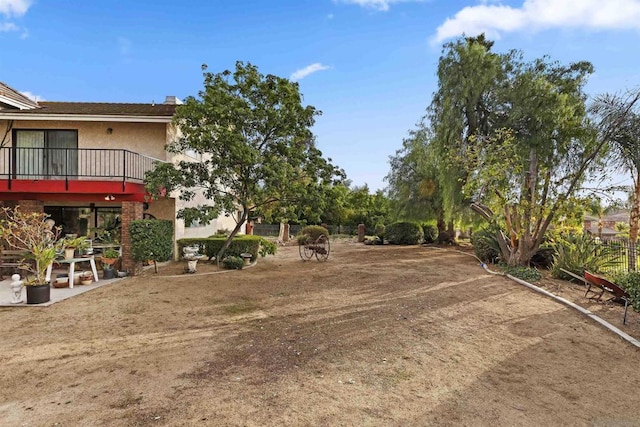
[129,220,173,263]
[374,223,385,239]
[530,245,556,269]
[550,233,620,279]
[177,235,267,261]
[422,224,437,244]
[222,256,244,270]
[297,225,329,244]
[503,265,541,282]
[258,238,277,257]
[613,271,640,311]
[385,222,424,245]
[471,227,501,263]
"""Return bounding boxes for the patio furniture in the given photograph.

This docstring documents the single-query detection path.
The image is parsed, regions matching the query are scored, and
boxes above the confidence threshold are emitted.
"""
[45,255,99,289]
[0,250,25,279]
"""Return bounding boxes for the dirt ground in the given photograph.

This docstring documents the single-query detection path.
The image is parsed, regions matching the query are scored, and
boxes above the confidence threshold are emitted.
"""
[1,240,640,426]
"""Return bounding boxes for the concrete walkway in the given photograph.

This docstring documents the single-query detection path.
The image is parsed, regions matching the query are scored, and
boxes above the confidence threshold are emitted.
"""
[0,270,123,307]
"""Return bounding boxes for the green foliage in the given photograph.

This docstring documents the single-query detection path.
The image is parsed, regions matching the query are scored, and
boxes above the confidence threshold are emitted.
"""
[470,227,501,263]
[530,245,556,269]
[297,225,329,244]
[422,224,438,243]
[103,248,120,259]
[177,235,268,261]
[129,220,174,263]
[258,238,277,257]
[61,235,91,250]
[385,222,424,245]
[374,223,385,238]
[0,206,63,285]
[222,256,244,270]
[549,233,619,279]
[145,61,342,262]
[613,272,640,311]
[503,265,542,282]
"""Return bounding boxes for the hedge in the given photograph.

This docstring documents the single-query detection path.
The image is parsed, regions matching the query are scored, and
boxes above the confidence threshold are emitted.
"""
[385,222,424,245]
[129,220,174,263]
[177,235,272,261]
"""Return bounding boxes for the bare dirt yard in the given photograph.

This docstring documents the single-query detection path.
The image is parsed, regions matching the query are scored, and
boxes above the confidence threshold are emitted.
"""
[1,240,640,426]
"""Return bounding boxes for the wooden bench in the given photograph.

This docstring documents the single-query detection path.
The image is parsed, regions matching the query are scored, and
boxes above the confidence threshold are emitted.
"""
[0,250,26,280]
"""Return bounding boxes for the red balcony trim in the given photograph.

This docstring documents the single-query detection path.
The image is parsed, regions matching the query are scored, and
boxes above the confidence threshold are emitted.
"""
[0,179,147,202]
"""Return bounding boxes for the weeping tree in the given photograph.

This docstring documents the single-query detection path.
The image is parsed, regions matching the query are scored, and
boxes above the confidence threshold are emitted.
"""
[386,118,447,228]
[428,34,509,232]
[145,61,341,261]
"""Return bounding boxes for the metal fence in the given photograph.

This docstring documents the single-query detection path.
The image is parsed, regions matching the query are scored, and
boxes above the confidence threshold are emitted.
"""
[599,238,639,274]
[253,224,357,238]
[0,147,162,187]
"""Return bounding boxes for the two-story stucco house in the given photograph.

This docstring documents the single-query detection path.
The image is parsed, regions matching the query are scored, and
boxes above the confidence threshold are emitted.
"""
[0,82,238,273]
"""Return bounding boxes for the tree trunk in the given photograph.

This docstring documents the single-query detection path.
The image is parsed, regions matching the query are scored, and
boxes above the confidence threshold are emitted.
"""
[216,209,248,264]
[628,175,640,271]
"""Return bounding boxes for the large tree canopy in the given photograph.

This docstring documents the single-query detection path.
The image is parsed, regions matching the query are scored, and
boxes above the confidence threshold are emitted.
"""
[146,61,342,260]
[390,35,640,266]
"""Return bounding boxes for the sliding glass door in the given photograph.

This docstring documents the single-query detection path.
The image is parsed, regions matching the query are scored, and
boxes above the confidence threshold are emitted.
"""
[14,130,78,179]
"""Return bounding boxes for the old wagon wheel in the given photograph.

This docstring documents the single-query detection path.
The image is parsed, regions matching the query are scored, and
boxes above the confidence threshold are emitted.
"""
[314,235,330,262]
[299,237,314,261]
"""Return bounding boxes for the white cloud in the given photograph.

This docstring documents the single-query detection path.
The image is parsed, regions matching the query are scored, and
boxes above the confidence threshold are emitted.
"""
[20,91,43,102]
[290,63,331,81]
[0,21,16,31]
[0,0,31,37]
[334,0,423,12]
[0,0,31,17]
[433,0,640,44]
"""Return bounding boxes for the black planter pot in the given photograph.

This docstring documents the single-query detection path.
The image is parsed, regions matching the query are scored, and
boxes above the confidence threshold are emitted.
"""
[26,284,50,304]
[103,268,115,279]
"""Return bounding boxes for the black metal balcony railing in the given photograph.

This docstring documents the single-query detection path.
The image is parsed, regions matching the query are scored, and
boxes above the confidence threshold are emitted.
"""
[0,147,163,190]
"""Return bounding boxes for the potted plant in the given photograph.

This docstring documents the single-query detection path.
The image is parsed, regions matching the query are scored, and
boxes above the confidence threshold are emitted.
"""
[0,206,63,304]
[62,235,91,259]
[79,271,93,285]
[101,247,120,279]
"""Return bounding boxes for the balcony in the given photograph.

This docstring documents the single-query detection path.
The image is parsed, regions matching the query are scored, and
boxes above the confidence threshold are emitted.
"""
[0,147,164,200]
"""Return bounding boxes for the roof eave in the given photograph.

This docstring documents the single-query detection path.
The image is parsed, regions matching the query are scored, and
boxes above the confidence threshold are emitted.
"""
[0,95,39,110]
[0,112,173,123]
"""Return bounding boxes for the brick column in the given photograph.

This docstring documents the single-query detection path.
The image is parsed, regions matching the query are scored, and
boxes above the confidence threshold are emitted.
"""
[18,200,44,214]
[121,201,144,276]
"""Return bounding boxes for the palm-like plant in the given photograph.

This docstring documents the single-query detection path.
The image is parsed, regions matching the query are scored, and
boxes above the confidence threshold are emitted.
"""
[591,91,640,269]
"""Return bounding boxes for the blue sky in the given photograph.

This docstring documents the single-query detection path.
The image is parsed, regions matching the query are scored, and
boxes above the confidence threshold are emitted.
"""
[1,0,640,193]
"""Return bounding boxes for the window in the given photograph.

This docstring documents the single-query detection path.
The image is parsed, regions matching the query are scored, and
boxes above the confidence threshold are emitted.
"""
[14,129,78,178]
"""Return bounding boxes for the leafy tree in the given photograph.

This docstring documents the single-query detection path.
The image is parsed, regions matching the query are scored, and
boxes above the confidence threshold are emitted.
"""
[428,35,508,229]
[343,185,391,230]
[145,62,341,261]
[585,196,617,240]
[465,55,636,266]
[386,119,446,227]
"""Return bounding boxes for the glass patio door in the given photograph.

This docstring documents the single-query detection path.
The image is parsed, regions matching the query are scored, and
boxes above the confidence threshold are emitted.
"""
[15,130,78,179]
[15,130,44,179]
[47,130,78,178]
